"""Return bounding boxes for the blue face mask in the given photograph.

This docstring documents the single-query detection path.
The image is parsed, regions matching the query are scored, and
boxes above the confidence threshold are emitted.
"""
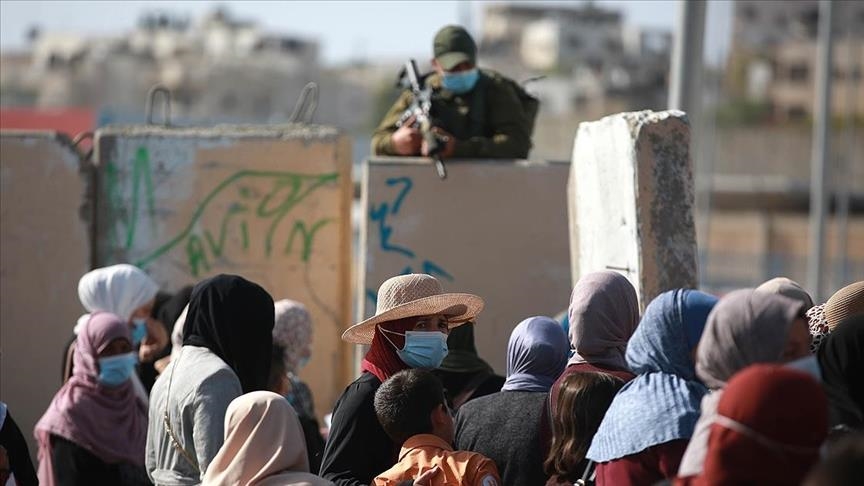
[98,352,137,386]
[441,68,479,95]
[131,318,148,346]
[382,329,449,369]
[785,355,822,381]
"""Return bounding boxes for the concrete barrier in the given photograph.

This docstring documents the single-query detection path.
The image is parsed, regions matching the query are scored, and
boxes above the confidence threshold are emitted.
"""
[0,131,91,459]
[93,124,353,419]
[360,158,571,373]
[569,110,698,308]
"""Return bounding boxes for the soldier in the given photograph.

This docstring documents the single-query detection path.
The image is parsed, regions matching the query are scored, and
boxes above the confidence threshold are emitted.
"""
[372,25,534,160]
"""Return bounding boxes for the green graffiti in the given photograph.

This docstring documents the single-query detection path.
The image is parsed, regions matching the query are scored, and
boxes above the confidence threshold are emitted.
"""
[186,234,210,277]
[105,147,157,251]
[285,219,333,262]
[133,170,339,275]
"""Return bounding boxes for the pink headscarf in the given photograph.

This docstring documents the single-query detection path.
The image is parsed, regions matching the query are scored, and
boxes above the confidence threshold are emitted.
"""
[34,312,147,485]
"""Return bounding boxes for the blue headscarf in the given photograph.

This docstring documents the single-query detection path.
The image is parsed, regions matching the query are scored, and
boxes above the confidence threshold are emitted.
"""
[586,289,718,462]
[501,316,570,392]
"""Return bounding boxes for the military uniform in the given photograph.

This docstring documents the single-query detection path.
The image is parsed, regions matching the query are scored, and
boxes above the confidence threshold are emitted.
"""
[371,69,533,159]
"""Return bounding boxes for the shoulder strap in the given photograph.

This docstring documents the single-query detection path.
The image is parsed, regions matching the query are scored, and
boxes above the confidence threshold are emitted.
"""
[467,72,488,138]
[162,348,201,473]
[575,460,596,486]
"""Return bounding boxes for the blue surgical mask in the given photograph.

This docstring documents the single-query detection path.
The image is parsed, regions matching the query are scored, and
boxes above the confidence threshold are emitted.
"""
[785,355,822,381]
[442,68,479,95]
[131,318,148,346]
[298,356,310,369]
[382,329,449,369]
[98,352,137,386]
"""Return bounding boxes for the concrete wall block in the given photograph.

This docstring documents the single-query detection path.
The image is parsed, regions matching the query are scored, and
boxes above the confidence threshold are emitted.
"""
[362,158,571,373]
[569,110,698,309]
[93,123,353,420]
[1,131,90,461]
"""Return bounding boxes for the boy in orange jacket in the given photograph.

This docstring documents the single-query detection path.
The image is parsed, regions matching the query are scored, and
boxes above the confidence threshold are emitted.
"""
[373,369,501,486]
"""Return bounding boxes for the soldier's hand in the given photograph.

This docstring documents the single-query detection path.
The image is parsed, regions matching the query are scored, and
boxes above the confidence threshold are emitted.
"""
[392,123,422,156]
[425,127,456,159]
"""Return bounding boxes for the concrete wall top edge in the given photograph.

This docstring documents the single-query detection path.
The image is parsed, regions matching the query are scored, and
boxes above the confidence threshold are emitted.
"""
[0,130,75,148]
[94,123,342,140]
[365,157,566,167]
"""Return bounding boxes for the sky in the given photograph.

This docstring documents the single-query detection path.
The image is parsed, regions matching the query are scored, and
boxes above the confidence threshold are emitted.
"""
[0,0,733,66]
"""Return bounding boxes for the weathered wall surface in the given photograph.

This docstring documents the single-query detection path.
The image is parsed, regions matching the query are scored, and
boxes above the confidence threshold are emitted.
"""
[0,131,91,459]
[361,159,571,373]
[569,110,698,308]
[94,125,353,418]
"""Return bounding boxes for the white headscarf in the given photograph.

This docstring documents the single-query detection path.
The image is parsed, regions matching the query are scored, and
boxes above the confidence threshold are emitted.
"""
[75,264,159,334]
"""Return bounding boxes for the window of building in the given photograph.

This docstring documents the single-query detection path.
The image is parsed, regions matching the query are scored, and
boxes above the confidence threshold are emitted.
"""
[788,64,809,82]
[787,106,807,120]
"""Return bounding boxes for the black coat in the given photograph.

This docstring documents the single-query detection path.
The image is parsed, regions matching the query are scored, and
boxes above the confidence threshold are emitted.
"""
[319,373,399,486]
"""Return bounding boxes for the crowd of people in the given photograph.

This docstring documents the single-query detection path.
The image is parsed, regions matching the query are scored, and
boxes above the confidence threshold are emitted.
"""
[0,265,862,486]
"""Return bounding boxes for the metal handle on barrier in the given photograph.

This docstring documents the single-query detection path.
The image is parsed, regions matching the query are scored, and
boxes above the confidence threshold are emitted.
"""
[146,85,172,127]
[72,131,95,162]
[288,82,319,123]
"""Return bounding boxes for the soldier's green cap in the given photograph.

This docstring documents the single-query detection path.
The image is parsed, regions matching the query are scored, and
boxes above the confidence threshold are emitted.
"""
[433,25,477,70]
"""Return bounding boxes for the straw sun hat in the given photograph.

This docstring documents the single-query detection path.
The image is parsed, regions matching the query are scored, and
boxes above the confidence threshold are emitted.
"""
[342,274,484,344]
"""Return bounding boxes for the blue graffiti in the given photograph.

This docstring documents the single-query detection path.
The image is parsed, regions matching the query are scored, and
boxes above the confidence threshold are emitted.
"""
[367,176,454,310]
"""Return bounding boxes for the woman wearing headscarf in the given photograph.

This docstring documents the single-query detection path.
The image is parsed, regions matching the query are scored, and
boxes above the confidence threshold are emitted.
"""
[142,286,194,385]
[807,280,864,353]
[817,315,864,432]
[64,264,165,403]
[544,372,624,486]
[677,288,809,478]
[455,316,570,486]
[202,391,333,486]
[586,289,717,486]
[320,274,483,486]
[269,299,325,474]
[146,274,275,485]
[549,272,639,415]
[434,322,505,411]
[683,365,828,486]
[35,312,149,486]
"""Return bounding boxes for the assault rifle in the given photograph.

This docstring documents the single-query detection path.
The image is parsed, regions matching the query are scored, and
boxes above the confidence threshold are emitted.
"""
[396,59,448,179]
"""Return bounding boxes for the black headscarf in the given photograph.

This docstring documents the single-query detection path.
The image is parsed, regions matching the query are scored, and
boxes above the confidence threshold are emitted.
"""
[183,274,275,393]
[438,322,494,374]
[157,285,194,332]
[818,315,864,429]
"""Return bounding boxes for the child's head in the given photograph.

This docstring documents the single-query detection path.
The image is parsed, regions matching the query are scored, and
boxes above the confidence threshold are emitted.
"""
[375,368,453,445]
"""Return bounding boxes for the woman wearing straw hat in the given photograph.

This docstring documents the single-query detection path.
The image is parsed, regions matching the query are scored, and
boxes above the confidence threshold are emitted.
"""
[319,274,483,486]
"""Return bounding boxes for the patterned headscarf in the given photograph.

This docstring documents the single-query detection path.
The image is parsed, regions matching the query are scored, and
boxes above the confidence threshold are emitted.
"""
[273,300,313,374]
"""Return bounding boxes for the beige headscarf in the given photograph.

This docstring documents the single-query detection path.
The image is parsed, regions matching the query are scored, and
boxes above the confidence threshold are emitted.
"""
[567,271,640,371]
[678,289,804,477]
[755,277,814,311]
[202,391,332,486]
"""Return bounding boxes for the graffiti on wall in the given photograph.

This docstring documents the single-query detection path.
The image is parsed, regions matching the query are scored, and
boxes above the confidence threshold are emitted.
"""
[366,176,454,309]
[106,146,338,277]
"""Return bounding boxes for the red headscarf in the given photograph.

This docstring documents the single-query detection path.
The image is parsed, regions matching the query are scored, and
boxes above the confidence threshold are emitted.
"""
[35,312,147,486]
[361,318,414,382]
[694,364,828,485]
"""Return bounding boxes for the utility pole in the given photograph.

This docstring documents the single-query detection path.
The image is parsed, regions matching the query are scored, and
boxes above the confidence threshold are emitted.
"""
[808,0,835,301]
[669,0,706,114]
[669,0,707,281]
